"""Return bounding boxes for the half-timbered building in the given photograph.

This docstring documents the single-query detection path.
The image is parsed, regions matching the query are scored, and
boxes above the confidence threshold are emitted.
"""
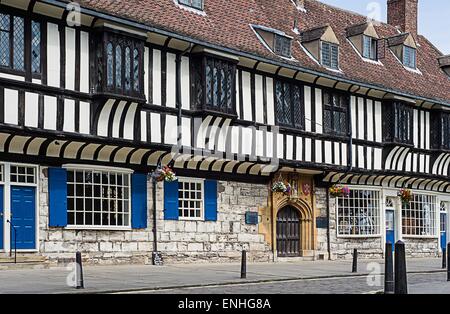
[0,0,449,265]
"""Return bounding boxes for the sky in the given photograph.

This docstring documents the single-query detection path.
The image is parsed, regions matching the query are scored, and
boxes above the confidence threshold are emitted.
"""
[318,0,450,54]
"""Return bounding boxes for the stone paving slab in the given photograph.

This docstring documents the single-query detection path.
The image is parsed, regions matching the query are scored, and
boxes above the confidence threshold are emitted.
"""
[0,258,444,294]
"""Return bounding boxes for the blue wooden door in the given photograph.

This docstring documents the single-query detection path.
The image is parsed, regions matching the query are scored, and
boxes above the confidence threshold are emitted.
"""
[11,186,36,250]
[0,186,3,250]
[441,213,447,251]
[386,210,395,251]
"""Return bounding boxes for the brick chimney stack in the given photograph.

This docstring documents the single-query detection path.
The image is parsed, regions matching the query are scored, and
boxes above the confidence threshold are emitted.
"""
[387,0,418,35]
[293,0,305,10]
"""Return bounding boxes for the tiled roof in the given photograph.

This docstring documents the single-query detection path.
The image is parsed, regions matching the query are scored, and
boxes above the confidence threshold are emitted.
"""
[72,0,450,104]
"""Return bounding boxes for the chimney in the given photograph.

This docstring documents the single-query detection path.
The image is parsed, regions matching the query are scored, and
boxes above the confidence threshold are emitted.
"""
[293,0,305,11]
[387,0,418,35]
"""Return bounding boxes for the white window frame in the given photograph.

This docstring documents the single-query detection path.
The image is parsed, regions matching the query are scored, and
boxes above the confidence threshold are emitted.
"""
[403,45,416,69]
[362,35,377,61]
[63,165,133,231]
[177,177,204,221]
[335,187,382,238]
[321,41,339,70]
[401,193,438,239]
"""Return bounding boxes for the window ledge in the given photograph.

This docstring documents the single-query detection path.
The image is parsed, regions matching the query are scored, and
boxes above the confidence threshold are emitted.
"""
[336,234,382,239]
[65,226,133,231]
[191,109,238,120]
[401,235,438,239]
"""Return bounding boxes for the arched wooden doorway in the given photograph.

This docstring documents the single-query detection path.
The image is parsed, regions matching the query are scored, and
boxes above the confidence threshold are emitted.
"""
[276,206,301,257]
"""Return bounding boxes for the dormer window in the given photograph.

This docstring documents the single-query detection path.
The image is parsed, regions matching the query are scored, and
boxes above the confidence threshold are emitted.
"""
[321,41,339,69]
[178,0,203,11]
[301,25,340,70]
[252,25,292,58]
[387,33,417,70]
[346,22,379,62]
[403,46,416,69]
[363,35,378,60]
[274,34,292,58]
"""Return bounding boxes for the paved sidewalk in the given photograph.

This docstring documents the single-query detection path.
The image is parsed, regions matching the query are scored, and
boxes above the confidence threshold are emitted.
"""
[0,258,445,294]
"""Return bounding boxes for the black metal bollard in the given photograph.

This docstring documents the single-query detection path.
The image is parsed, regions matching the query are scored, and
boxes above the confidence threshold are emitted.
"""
[241,250,247,279]
[384,243,394,294]
[352,249,358,273]
[75,252,84,289]
[447,243,450,282]
[443,249,447,270]
[394,241,408,294]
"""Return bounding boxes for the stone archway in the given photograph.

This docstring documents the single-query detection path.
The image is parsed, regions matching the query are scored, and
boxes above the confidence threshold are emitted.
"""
[270,173,316,258]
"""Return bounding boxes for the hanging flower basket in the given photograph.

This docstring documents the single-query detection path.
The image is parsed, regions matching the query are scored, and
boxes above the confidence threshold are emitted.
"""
[398,188,412,206]
[329,184,350,198]
[155,166,177,182]
[271,181,292,196]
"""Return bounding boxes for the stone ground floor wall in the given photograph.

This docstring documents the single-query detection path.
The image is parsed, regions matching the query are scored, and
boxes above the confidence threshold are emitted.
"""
[315,187,440,260]
[31,167,443,265]
[38,167,272,265]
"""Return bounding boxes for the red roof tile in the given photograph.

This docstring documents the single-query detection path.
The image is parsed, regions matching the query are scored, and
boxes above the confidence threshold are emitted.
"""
[73,0,450,104]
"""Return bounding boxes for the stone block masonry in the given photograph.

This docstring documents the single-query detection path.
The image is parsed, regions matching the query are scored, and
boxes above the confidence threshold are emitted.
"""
[38,167,273,265]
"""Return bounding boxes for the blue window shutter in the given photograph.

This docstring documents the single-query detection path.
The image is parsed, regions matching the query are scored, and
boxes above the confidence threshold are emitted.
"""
[48,168,68,227]
[204,180,218,221]
[164,180,179,220]
[131,173,147,229]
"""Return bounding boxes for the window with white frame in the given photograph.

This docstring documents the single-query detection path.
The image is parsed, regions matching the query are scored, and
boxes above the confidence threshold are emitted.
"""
[321,41,339,69]
[10,165,36,184]
[67,169,131,228]
[363,35,377,60]
[178,179,203,220]
[403,46,416,69]
[402,194,436,236]
[337,189,381,236]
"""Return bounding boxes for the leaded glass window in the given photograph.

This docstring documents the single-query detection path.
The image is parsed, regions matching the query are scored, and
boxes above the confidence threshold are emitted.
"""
[323,90,348,136]
[274,34,292,58]
[197,56,236,114]
[0,13,10,67]
[321,41,339,69]
[275,80,304,129]
[12,16,24,71]
[115,45,122,89]
[124,47,131,91]
[133,48,139,92]
[440,113,450,149]
[106,42,114,87]
[383,102,413,144]
[31,21,41,74]
[94,31,144,97]
[0,12,39,74]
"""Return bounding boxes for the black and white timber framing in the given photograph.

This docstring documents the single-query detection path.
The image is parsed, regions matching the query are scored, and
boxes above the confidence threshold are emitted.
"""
[0,0,448,189]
